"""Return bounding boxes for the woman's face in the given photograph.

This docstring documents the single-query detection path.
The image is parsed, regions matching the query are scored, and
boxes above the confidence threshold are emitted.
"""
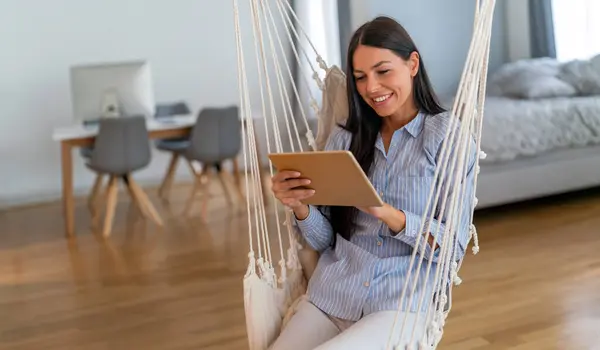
[352,44,419,118]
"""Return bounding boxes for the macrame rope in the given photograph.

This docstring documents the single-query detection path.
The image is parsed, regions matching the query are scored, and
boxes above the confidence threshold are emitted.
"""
[233,0,256,273]
[387,1,495,347]
[277,0,328,71]
[423,2,496,345]
[235,0,496,347]
[274,0,324,89]
[248,0,275,272]
[259,0,305,153]
[253,0,296,281]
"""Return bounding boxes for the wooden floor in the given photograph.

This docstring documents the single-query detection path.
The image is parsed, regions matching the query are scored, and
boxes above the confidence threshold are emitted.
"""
[1,178,599,350]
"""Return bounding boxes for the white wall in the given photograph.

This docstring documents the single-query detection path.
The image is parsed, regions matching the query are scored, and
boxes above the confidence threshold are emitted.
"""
[349,0,508,98]
[505,0,531,61]
[0,0,291,208]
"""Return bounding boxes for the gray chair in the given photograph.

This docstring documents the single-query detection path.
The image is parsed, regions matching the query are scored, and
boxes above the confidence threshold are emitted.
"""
[156,106,245,208]
[155,101,190,118]
[87,116,163,236]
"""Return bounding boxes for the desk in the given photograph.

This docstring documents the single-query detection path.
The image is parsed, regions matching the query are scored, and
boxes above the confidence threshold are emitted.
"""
[52,115,267,237]
[52,116,196,237]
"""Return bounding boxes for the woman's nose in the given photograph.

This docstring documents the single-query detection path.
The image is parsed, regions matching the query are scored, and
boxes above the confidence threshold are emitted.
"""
[366,77,381,93]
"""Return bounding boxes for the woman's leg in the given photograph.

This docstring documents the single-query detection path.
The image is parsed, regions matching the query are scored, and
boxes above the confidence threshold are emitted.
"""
[314,311,429,350]
[268,299,340,350]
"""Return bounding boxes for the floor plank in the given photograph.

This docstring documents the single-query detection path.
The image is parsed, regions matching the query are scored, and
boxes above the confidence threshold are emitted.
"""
[1,180,599,349]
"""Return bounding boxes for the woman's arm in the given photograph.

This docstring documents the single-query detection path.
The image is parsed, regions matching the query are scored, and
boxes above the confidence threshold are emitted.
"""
[294,205,334,252]
[293,126,350,252]
[361,139,477,262]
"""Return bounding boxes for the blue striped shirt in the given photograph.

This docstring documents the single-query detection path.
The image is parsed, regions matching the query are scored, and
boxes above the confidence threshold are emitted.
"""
[295,111,477,321]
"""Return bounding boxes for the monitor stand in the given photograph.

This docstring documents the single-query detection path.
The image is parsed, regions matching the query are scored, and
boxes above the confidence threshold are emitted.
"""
[100,89,121,118]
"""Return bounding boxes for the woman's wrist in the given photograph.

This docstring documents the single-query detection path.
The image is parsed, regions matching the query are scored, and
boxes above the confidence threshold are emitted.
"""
[379,204,406,234]
[293,204,310,221]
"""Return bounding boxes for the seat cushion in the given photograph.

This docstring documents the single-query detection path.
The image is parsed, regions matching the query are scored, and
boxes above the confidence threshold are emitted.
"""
[155,138,190,152]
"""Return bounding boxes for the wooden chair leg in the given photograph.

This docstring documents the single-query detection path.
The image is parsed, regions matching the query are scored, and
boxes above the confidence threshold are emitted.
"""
[123,175,148,217]
[183,165,211,216]
[102,176,119,237]
[158,153,180,199]
[127,175,163,227]
[88,174,104,215]
[231,158,246,202]
[216,164,234,205]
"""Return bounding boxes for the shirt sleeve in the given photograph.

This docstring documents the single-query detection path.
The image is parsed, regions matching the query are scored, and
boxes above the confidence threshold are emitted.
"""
[295,205,334,252]
[392,135,478,263]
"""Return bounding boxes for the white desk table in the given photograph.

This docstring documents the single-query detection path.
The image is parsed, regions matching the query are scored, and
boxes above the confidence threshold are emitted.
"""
[52,116,196,237]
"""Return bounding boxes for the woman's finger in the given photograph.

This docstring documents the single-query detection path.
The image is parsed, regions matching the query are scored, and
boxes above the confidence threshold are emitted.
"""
[278,189,315,199]
[280,178,311,191]
[272,177,310,192]
[272,170,301,183]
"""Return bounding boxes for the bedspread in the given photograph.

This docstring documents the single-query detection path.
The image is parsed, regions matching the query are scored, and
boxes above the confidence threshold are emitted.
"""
[479,96,600,163]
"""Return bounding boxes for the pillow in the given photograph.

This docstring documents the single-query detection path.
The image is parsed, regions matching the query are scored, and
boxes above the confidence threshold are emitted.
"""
[558,59,600,95]
[501,72,578,99]
[487,58,578,99]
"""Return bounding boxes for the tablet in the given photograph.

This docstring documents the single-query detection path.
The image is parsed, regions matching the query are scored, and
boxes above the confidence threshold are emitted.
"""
[268,150,384,207]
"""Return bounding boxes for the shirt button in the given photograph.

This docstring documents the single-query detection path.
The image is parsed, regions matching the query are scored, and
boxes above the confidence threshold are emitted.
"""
[377,240,382,246]
[380,191,384,196]
[364,281,370,287]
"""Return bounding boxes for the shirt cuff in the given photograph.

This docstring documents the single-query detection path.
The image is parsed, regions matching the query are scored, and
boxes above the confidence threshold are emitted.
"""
[393,210,442,259]
[294,205,324,239]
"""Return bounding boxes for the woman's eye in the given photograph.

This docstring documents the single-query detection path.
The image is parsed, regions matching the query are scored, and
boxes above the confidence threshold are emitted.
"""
[378,69,390,75]
[354,76,364,81]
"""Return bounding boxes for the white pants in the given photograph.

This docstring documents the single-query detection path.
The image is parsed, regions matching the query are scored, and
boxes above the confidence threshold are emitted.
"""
[269,299,428,350]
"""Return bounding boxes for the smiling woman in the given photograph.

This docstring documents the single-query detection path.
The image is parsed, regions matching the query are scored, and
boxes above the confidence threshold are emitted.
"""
[269,15,476,350]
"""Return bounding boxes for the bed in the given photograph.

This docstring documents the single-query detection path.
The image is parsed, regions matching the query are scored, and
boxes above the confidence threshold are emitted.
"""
[476,95,600,208]
[474,55,600,208]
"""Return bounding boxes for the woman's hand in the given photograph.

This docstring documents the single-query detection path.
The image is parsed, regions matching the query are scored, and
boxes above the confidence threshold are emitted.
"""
[357,203,407,233]
[271,171,315,218]
[357,204,390,220]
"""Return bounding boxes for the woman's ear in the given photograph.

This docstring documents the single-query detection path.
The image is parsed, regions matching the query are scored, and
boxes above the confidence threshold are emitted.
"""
[409,51,420,77]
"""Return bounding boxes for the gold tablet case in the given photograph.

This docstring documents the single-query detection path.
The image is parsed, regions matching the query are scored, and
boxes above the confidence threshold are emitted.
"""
[268,150,384,207]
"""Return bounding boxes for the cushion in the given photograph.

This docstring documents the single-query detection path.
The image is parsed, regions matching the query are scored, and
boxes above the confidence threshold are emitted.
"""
[315,65,348,150]
[487,58,577,99]
[155,138,190,152]
[557,59,600,96]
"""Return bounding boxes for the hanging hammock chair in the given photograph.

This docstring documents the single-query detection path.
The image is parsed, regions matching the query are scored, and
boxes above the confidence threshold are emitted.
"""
[233,0,497,348]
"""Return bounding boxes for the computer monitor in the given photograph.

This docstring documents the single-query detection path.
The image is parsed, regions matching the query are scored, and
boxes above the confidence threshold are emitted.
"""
[69,60,155,123]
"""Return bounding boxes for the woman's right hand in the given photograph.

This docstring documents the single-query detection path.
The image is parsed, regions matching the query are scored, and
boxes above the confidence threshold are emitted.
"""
[271,171,315,217]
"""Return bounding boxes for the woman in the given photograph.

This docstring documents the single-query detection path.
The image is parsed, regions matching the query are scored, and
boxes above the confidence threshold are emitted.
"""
[269,16,477,349]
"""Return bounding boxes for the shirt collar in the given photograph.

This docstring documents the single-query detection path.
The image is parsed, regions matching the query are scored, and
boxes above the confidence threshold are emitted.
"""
[404,111,425,138]
[375,111,425,154]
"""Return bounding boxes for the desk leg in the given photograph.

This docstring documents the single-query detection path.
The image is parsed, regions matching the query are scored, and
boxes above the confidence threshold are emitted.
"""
[61,141,75,237]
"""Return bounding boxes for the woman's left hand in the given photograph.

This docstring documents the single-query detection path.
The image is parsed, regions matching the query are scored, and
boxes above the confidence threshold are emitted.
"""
[356,203,391,220]
[357,203,407,234]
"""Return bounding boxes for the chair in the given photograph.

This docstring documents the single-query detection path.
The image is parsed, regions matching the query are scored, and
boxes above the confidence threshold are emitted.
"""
[87,116,163,236]
[155,101,190,118]
[156,106,245,207]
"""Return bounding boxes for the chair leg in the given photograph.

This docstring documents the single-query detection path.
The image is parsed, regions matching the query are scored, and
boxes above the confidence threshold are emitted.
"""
[88,174,104,215]
[231,158,246,202]
[102,176,119,237]
[184,165,211,216]
[127,175,164,227]
[158,153,180,199]
[215,163,234,205]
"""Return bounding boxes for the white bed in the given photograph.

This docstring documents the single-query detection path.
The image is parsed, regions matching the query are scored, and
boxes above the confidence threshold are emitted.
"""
[477,138,600,208]
[474,56,600,208]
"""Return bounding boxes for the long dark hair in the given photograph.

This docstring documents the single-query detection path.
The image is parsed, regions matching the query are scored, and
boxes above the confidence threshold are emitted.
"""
[328,16,445,243]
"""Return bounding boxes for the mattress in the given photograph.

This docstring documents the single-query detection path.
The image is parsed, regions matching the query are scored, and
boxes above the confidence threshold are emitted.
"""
[479,95,600,164]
